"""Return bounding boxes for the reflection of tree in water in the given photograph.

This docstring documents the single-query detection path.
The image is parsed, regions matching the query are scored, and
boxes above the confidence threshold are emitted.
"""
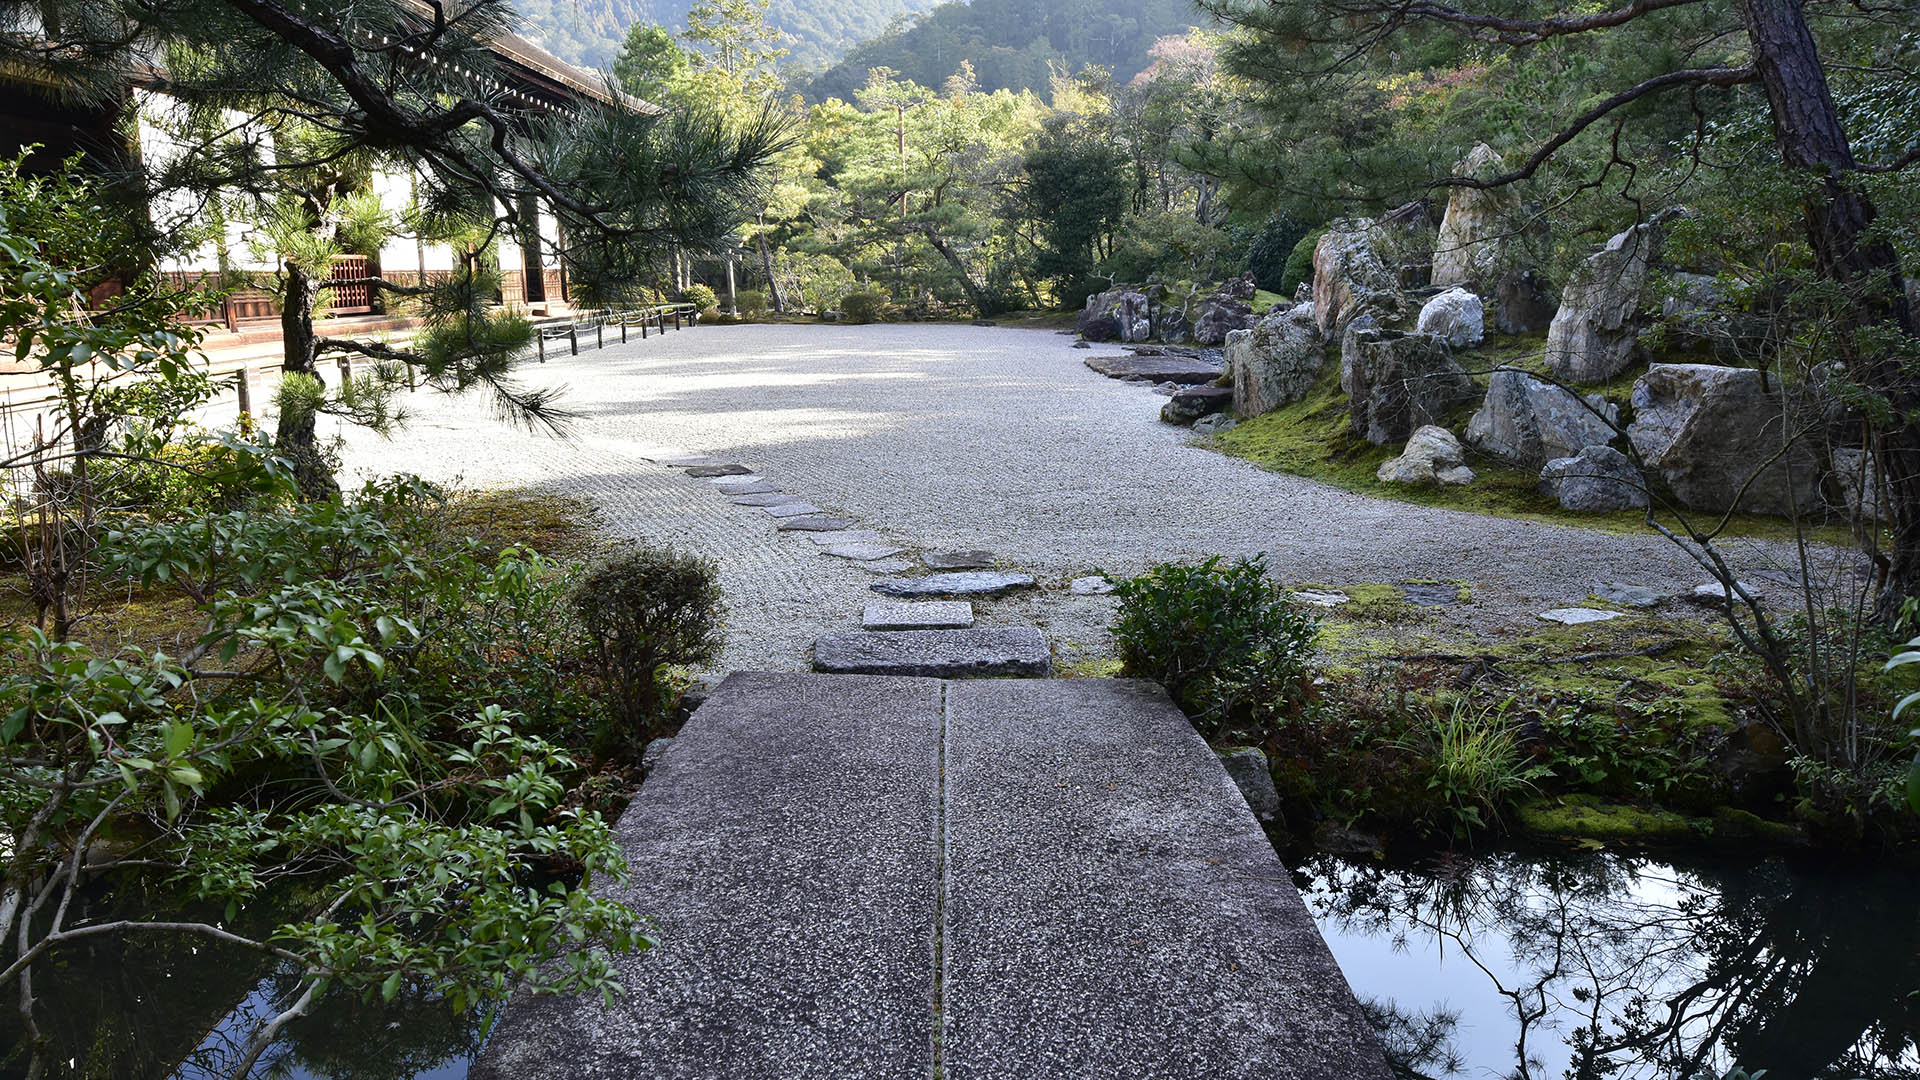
[1301,851,1920,1080]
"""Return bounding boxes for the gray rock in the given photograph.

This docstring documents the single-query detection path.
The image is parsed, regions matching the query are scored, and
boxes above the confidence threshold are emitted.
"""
[640,736,674,774]
[1536,607,1624,625]
[1467,367,1619,468]
[777,515,859,532]
[1831,447,1889,522]
[924,550,995,570]
[1072,340,1091,349]
[1495,267,1556,334]
[762,501,825,518]
[1595,583,1665,608]
[711,473,769,487]
[1077,288,1152,343]
[942,679,1395,1080]
[1291,588,1350,607]
[1690,580,1759,605]
[1538,445,1647,511]
[825,543,906,561]
[1083,353,1225,385]
[1345,330,1478,445]
[1432,144,1520,290]
[1191,294,1257,346]
[1227,303,1325,419]
[685,463,754,477]
[731,492,806,506]
[808,529,884,545]
[1160,386,1233,426]
[1312,219,1407,338]
[813,628,1051,678]
[1626,363,1819,515]
[1401,583,1462,606]
[1068,576,1116,595]
[871,572,1037,598]
[1378,425,1475,486]
[1216,746,1282,823]
[716,480,781,495]
[1414,286,1486,347]
[862,601,975,630]
[1190,413,1239,438]
[1546,221,1662,383]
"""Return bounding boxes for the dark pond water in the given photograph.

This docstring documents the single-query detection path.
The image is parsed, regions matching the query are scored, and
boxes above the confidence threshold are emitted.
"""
[11,847,1917,1079]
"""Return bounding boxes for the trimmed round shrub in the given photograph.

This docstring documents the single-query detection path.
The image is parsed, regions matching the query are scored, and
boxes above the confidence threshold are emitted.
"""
[1279,228,1326,298]
[575,543,724,749]
[735,288,768,316]
[682,283,718,315]
[839,290,887,324]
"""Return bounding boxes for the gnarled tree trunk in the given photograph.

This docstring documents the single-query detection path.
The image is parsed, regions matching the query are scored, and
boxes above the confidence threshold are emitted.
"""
[275,260,339,500]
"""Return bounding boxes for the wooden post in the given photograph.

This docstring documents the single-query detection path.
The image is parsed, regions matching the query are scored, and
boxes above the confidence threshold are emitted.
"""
[621,317,628,344]
[674,308,681,331]
[596,320,604,349]
[337,356,352,383]
[236,365,251,415]
[569,324,578,355]
[537,332,546,362]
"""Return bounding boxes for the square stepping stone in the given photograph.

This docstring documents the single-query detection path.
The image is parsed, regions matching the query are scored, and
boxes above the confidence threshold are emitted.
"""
[686,464,754,477]
[711,474,769,487]
[870,572,1036,598]
[813,628,1049,678]
[763,502,825,518]
[1400,583,1463,607]
[925,550,995,570]
[808,530,884,545]
[777,516,858,532]
[826,543,906,561]
[864,601,974,630]
[1537,608,1623,625]
[716,481,781,495]
[731,493,804,506]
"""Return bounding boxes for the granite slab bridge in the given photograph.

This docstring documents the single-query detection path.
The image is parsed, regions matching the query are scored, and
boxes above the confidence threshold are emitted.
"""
[472,672,1394,1080]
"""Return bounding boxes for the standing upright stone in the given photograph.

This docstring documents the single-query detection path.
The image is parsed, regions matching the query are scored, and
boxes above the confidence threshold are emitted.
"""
[1432,144,1519,290]
[1495,266,1557,334]
[1345,329,1478,446]
[1227,302,1326,418]
[1626,363,1819,516]
[1466,366,1619,468]
[1545,222,1662,383]
[1311,219,1406,339]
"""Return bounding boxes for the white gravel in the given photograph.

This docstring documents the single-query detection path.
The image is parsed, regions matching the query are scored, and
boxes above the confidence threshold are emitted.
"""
[333,322,1821,673]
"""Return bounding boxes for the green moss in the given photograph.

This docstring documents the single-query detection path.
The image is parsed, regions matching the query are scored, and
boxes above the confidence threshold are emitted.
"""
[1518,794,1709,842]
[1250,289,1285,316]
[1710,806,1805,845]
[1058,657,1125,679]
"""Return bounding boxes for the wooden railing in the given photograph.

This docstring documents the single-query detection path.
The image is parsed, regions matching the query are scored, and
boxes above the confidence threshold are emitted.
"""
[532,303,700,362]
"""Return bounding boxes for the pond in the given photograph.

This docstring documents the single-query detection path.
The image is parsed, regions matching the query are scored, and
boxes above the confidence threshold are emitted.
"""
[1294,847,1920,1079]
[11,847,1917,1079]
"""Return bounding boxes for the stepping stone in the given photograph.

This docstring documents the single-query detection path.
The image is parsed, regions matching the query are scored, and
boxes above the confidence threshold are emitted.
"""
[813,628,1050,678]
[826,543,905,561]
[777,516,859,532]
[871,572,1036,598]
[711,474,770,488]
[763,502,825,518]
[1537,608,1624,626]
[1083,354,1224,385]
[646,452,721,467]
[807,530,884,545]
[1292,588,1350,607]
[686,464,754,477]
[924,550,995,570]
[1400,583,1462,607]
[1689,581,1757,604]
[715,480,780,495]
[1594,583,1664,608]
[1068,576,1115,596]
[731,493,804,506]
[863,601,974,630]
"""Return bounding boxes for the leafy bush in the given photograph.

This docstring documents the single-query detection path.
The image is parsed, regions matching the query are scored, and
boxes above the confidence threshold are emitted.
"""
[735,288,768,315]
[1245,216,1310,294]
[681,283,718,314]
[574,543,724,750]
[839,289,888,323]
[1111,555,1319,739]
[1279,228,1325,297]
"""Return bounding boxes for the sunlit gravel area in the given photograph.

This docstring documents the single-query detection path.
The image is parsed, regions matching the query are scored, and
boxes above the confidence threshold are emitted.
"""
[333,322,1811,674]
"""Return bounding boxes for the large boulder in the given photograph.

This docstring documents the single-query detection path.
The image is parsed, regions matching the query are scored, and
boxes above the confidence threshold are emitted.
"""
[1227,303,1325,418]
[1538,445,1646,511]
[1192,294,1257,345]
[1546,222,1662,383]
[1160,385,1232,426]
[1432,144,1519,289]
[1378,425,1475,486]
[1077,287,1151,343]
[1466,367,1619,468]
[1311,219,1406,339]
[1415,287,1486,347]
[1626,363,1820,516]
[1495,266,1557,335]
[1346,329,1478,445]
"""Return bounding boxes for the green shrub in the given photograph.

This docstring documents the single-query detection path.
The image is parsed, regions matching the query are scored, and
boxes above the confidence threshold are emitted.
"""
[574,543,724,750]
[735,288,768,315]
[1245,216,1309,294]
[839,290,888,324]
[682,283,718,314]
[1111,554,1319,739]
[1400,697,1549,835]
[1279,228,1325,297]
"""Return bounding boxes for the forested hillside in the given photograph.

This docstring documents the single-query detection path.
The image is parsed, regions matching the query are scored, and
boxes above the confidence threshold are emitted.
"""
[513,0,942,70]
[804,0,1200,99]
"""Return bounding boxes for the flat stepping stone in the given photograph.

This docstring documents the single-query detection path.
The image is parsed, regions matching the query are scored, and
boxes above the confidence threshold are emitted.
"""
[715,480,780,495]
[1068,576,1116,595]
[1689,581,1758,603]
[813,628,1050,678]
[826,543,905,561]
[711,474,770,488]
[731,493,804,506]
[1083,354,1224,385]
[686,464,754,477]
[777,515,859,532]
[871,572,1036,598]
[1292,588,1350,607]
[807,529,884,545]
[646,452,722,467]
[864,601,975,630]
[1537,608,1624,626]
[924,550,995,570]
[1594,583,1664,608]
[763,502,825,518]
[1400,583,1463,607]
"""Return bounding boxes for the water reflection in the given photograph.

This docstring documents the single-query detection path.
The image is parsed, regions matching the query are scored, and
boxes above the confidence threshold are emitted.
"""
[1295,849,1920,1080]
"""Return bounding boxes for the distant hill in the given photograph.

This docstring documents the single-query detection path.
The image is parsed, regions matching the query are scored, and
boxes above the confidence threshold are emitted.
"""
[512,0,945,73]
[803,0,1203,100]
